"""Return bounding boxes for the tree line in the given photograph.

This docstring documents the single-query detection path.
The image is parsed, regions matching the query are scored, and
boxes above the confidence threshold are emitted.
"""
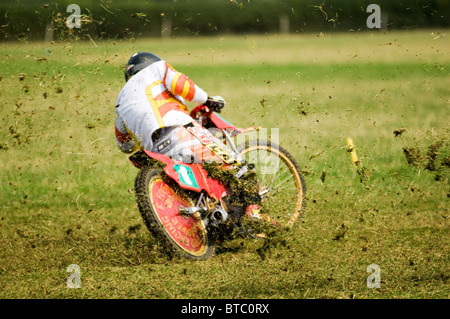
[1,0,448,41]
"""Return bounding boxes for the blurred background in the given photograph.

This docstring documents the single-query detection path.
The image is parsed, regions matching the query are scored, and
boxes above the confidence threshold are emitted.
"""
[1,0,449,42]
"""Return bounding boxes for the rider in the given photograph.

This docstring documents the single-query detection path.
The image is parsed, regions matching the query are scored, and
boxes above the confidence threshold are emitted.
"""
[115,52,262,218]
[115,52,227,161]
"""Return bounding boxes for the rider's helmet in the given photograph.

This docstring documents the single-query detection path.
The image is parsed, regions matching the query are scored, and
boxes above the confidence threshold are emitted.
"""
[124,52,161,82]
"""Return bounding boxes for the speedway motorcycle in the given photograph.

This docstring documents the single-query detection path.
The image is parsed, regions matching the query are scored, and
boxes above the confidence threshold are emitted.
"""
[129,104,306,260]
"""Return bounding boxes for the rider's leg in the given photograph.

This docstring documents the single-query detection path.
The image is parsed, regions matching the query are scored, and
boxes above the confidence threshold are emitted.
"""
[114,111,141,153]
[151,121,241,165]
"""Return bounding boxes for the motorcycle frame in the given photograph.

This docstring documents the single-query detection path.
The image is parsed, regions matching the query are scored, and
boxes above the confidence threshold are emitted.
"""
[129,105,260,203]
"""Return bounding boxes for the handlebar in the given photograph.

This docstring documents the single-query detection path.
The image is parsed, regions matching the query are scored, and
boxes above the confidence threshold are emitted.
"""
[189,104,213,120]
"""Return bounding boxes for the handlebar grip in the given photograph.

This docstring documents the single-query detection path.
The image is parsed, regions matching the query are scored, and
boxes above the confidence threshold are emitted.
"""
[203,96,225,113]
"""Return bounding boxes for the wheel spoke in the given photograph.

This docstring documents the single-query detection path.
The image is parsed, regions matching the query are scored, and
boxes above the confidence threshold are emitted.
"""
[240,142,305,227]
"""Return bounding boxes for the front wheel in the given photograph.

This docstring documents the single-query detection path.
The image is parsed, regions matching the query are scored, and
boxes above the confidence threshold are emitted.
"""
[239,140,306,228]
[135,166,215,260]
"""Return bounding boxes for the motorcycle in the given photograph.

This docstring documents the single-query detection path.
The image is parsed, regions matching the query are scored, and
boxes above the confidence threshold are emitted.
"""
[128,104,306,260]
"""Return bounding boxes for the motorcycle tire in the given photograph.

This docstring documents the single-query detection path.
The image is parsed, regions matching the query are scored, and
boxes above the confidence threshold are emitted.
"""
[135,166,216,260]
[238,140,306,228]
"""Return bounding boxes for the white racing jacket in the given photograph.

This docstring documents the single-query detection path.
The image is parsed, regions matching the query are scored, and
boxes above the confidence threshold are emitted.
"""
[115,60,208,153]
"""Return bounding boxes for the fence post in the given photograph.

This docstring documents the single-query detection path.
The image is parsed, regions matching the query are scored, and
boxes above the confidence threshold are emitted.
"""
[44,21,54,43]
[279,14,289,34]
[161,18,172,38]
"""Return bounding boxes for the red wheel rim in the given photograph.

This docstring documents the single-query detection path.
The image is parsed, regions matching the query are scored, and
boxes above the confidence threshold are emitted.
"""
[149,178,208,256]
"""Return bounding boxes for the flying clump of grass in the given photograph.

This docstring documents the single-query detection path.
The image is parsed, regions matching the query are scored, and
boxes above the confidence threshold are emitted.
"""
[402,131,449,182]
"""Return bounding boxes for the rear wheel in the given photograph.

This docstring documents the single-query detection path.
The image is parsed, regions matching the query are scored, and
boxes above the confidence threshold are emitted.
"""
[135,166,215,260]
[239,141,306,228]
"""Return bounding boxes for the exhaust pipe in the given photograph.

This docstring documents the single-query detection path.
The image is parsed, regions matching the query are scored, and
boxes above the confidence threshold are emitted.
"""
[180,206,228,226]
[210,208,228,225]
[179,206,205,220]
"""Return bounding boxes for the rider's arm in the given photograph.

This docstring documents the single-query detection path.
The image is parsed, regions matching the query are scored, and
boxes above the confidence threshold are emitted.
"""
[162,62,208,104]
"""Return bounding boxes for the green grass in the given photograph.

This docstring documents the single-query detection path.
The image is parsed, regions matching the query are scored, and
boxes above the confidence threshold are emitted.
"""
[0,30,449,299]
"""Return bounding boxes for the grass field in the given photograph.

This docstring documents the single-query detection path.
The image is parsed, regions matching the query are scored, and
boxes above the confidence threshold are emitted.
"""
[0,30,449,299]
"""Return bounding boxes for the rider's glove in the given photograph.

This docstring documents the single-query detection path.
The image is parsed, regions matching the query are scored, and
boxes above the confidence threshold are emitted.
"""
[204,96,226,113]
